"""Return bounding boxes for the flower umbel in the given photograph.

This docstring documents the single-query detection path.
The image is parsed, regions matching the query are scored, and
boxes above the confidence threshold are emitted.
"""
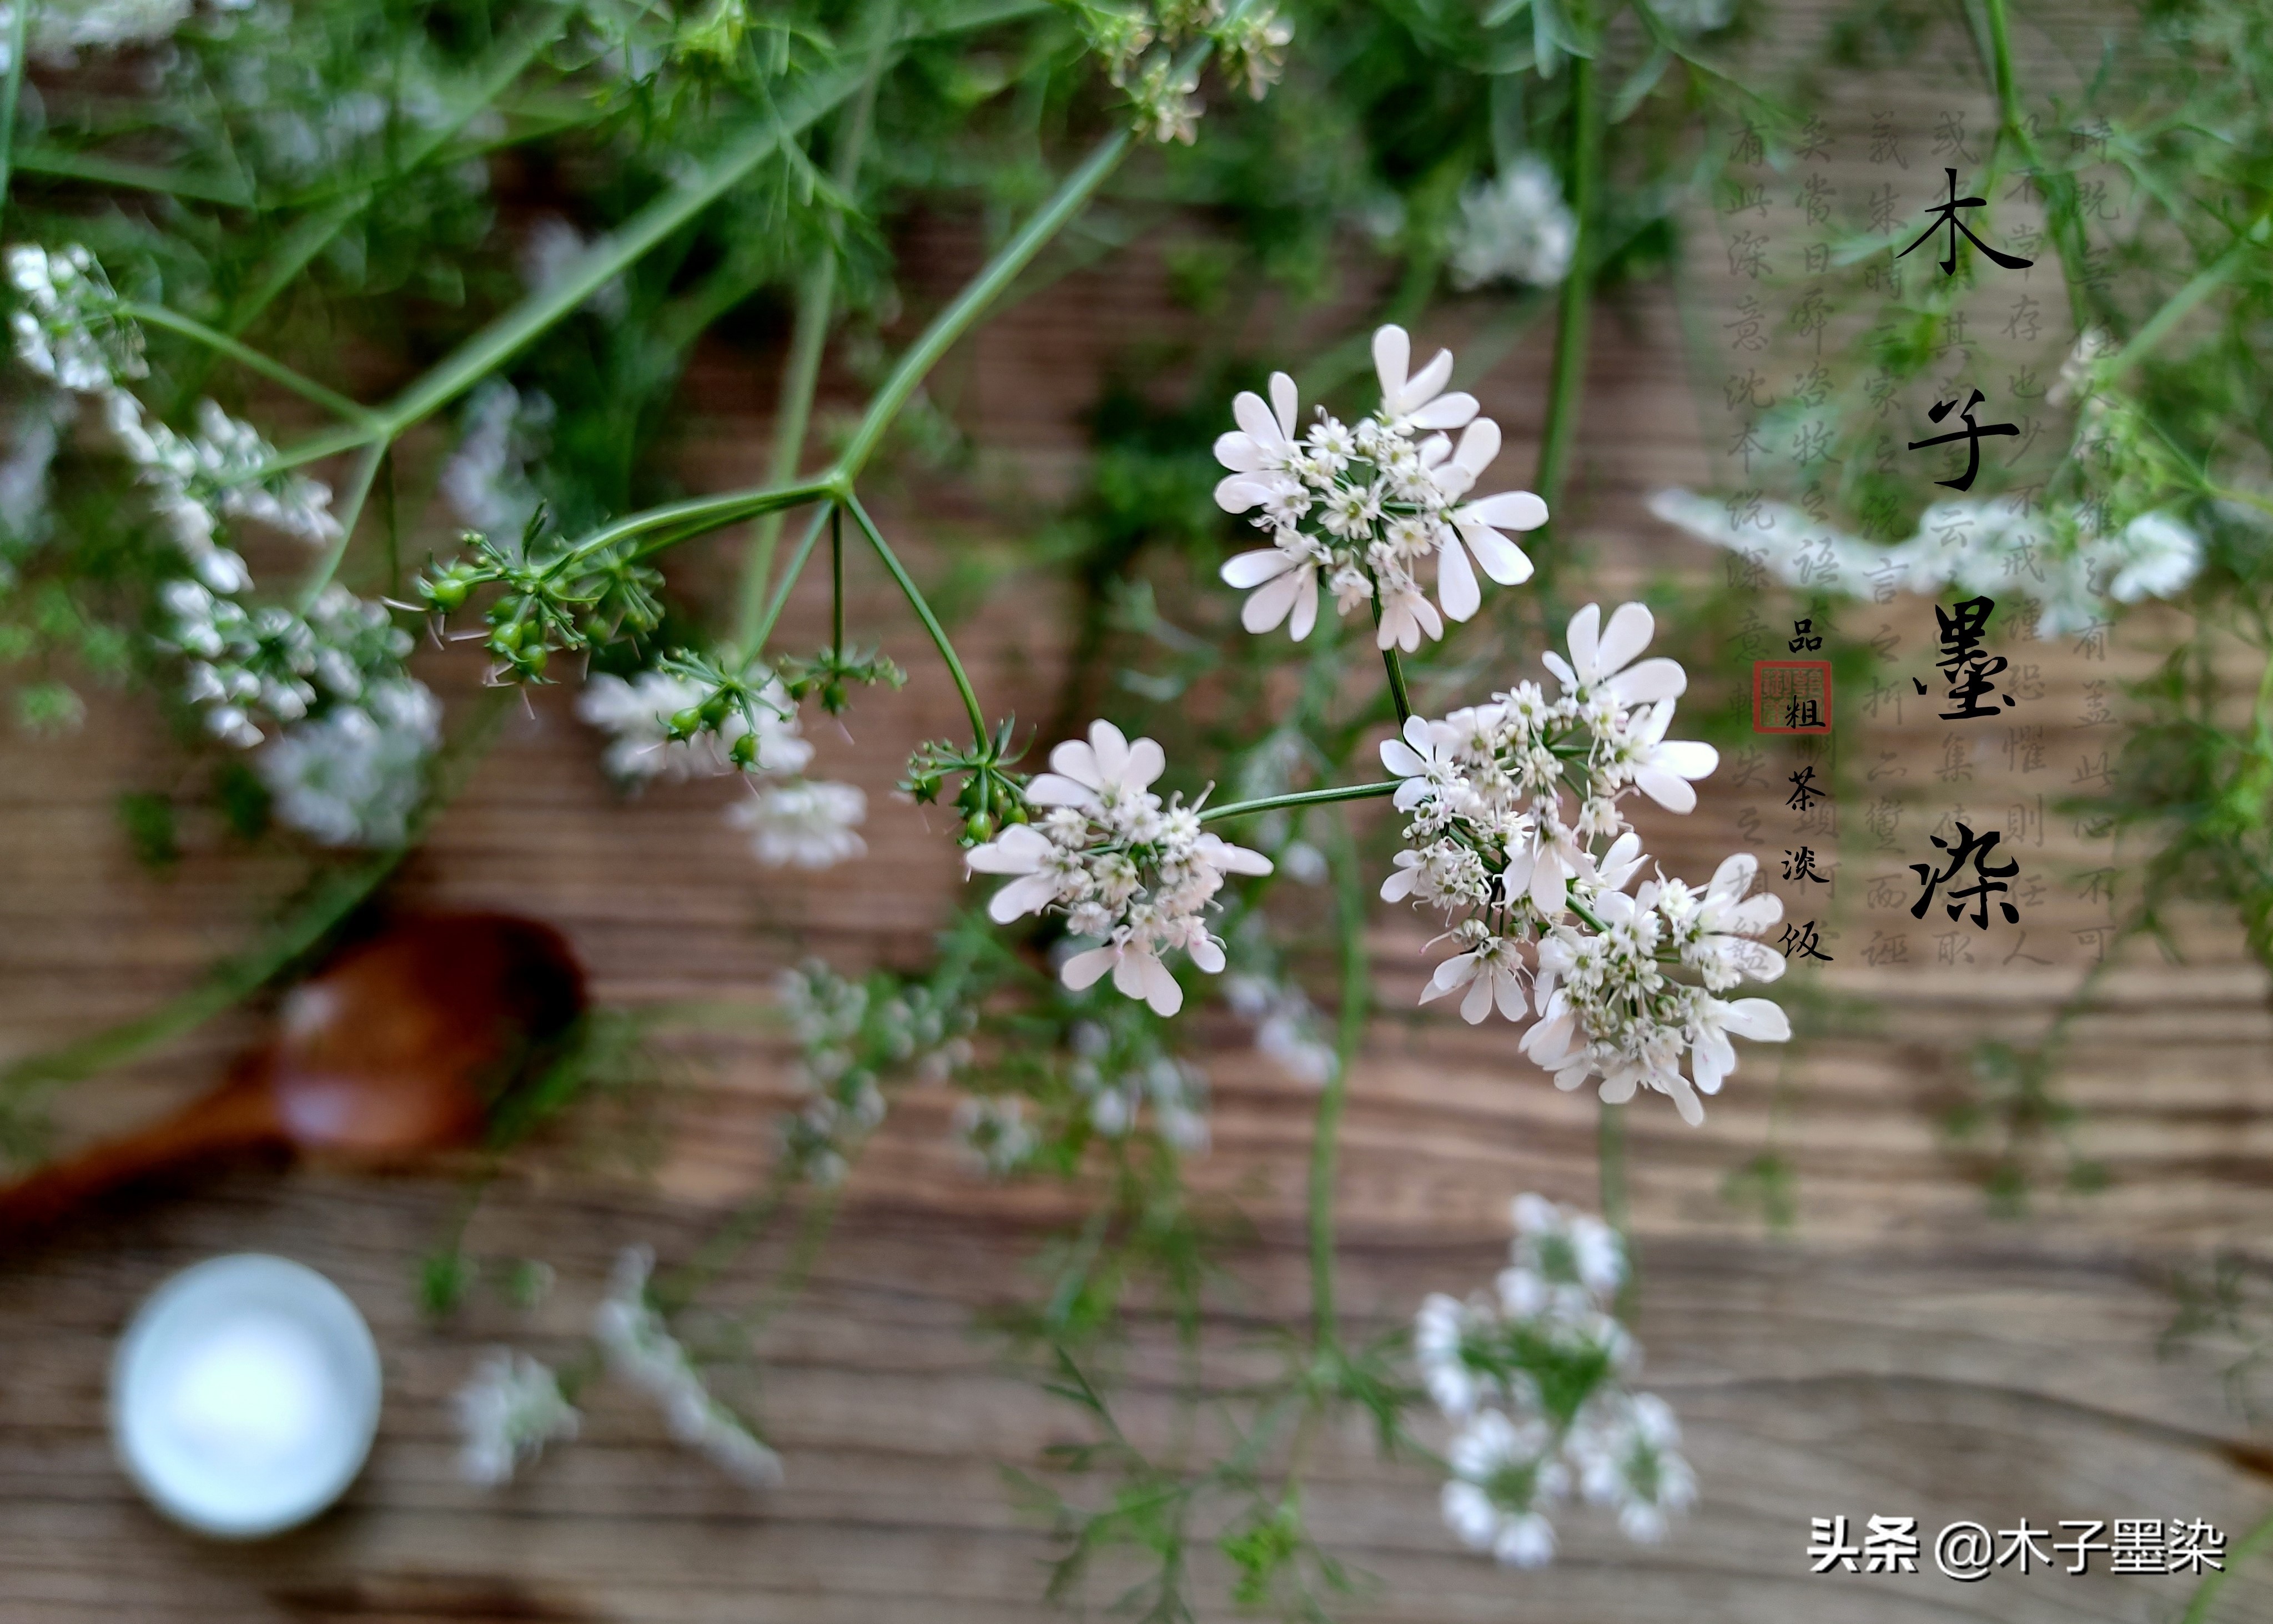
[452,1349,580,1487]
[1215,325,1547,651]
[594,1246,785,1487]
[1419,1194,1693,1566]
[1375,602,1784,1125]
[964,720,1270,1015]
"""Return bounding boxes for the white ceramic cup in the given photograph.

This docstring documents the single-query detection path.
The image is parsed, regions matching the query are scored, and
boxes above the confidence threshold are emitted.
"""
[110,1253,383,1538]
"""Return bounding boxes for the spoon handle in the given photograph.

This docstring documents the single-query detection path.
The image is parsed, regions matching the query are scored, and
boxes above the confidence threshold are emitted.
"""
[0,1058,285,1236]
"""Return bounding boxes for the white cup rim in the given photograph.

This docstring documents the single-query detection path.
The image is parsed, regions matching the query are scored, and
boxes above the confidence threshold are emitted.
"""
[110,1253,383,1540]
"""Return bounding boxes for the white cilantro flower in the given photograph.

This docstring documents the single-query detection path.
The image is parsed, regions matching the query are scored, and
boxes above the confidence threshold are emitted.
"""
[1369,600,1786,1124]
[255,678,440,847]
[576,669,811,785]
[1419,1195,1687,1568]
[1214,325,1546,650]
[1448,157,1579,291]
[594,1247,784,1488]
[1568,1391,1696,1543]
[965,720,1270,1017]
[452,1349,580,1487]
[727,778,867,871]
[1442,1410,1566,1568]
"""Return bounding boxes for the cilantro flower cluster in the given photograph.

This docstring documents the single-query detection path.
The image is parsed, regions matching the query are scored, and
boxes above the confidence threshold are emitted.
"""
[452,1349,579,1487]
[965,720,1271,1017]
[776,959,974,1187]
[594,1246,783,1487]
[9,242,436,848]
[160,581,414,748]
[1215,324,1547,652]
[1417,1194,1695,1568]
[575,668,869,872]
[1380,601,1789,1125]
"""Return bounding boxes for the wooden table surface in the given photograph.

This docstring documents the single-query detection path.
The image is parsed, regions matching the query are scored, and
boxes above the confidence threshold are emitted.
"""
[6,19,2273,1614]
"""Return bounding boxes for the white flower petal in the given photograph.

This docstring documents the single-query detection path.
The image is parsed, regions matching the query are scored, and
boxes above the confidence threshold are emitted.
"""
[988,872,1063,923]
[1438,532,1482,621]
[1564,604,1602,677]
[1452,514,1535,584]
[1606,656,1687,704]
[1213,432,1264,473]
[1122,734,1166,790]
[1409,390,1479,430]
[1269,372,1299,439]
[1231,389,1282,449]
[1372,324,1412,404]
[964,824,1052,873]
[1060,946,1117,990]
[1594,602,1655,679]
[1462,490,1548,532]
[1400,346,1456,411]
[1026,772,1098,807]
[1722,997,1792,1042]
[1286,570,1320,640]
[1213,472,1274,512]
[1241,566,1308,634]
[1633,765,1699,813]
[1221,546,1300,589]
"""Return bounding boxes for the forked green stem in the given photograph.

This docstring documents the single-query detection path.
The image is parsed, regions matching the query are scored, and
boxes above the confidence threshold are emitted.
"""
[845,494,986,740]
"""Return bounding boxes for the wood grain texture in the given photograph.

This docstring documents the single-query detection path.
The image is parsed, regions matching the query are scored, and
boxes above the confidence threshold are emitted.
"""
[5,7,2273,1616]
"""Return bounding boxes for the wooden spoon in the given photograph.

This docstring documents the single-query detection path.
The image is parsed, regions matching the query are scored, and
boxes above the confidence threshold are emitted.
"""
[0,913,585,1234]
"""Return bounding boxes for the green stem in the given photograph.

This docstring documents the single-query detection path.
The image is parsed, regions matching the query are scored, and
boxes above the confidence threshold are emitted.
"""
[1379,644,1414,723]
[546,479,834,580]
[845,493,987,740]
[831,127,1132,480]
[8,149,249,207]
[1530,44,1600,537]
[736,1,896,644]
[738,268,840,638]
[2180,1505,2273,1624]
[298,436,390,606]
[222,7,565,337]
[743,503,833,663]
[2106,217,2269,388]
[0,0,30,232]
[1310,814,1370,1345]
[245,59,877,483]
[829,505,844,655]
[1199,781,1399,824]
[1597,1099,1628,1228]
[1980,0,2094,333]
[121,303,379,425]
